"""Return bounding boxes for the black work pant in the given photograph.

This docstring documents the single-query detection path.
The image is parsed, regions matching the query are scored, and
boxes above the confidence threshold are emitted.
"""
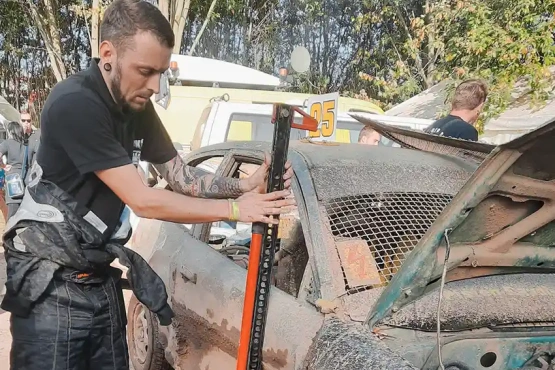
[10,273,129,370]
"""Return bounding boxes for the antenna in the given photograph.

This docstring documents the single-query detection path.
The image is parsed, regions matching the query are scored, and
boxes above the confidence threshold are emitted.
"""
[290,46,311,74]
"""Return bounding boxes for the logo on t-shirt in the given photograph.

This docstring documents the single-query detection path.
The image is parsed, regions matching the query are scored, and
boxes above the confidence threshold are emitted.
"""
[427,127,446,136]
[133,139,144,166]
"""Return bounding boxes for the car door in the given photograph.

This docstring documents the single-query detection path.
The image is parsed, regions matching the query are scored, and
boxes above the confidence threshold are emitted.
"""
[171,148,323,370]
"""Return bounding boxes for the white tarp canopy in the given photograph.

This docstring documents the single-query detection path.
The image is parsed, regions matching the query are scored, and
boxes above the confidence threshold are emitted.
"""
[385,73,555,145]
[479,98,555,144]
[0,95,19,125]
[169,54,280,89]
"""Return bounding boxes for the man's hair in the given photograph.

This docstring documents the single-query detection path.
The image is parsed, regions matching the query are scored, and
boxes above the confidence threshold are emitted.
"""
[100,0,174,50]
[452,79,488,111]
[358,126,378,142]
[7,121,25,143]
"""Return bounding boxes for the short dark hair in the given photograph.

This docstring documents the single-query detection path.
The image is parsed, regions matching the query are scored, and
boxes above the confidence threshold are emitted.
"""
[358,126,378,142]
[100,0,174,50]
[452,79,488,110]
[7,121,25,143]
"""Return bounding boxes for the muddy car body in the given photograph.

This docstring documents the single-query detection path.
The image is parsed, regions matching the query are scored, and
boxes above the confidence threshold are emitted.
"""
[128,122,555,370]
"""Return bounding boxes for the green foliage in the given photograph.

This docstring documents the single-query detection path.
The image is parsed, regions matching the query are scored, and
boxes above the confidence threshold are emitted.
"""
[355,0,555,130]
[1,0,89,113]
[441,0,555,129]
[2,0,554,127]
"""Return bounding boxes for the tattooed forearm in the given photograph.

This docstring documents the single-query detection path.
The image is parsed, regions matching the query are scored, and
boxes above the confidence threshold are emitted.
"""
[154,155,246,199]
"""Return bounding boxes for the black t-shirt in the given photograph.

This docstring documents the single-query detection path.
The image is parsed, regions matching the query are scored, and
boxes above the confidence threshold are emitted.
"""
[38,59,177,239]
[424,114,478,141]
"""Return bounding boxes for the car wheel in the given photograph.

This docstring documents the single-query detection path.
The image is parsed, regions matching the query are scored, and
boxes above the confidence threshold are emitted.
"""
[128,296,171,370]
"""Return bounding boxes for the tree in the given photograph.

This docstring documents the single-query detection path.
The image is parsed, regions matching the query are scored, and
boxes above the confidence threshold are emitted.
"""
[27,0,68,82]
[159,0,192,53]
[0,0,30,110]
[188,0,217,56]
[355,0,555,129]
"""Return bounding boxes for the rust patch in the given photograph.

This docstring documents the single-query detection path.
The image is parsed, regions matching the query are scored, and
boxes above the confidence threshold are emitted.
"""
[171,301,289,370]
[436,243,555,270]
[451,194,541,244]
[445,266,505,282]
[315,299,339,314]
[278,216,296,239]
[262,348,289,369]
[336,239,381,286]
[171,301,240,366]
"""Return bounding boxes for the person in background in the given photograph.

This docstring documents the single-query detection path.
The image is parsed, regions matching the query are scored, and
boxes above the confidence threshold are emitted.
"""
[358,126,381,146]
[424,79,488,141]
[20,110,41,149]
[0,121,37,218]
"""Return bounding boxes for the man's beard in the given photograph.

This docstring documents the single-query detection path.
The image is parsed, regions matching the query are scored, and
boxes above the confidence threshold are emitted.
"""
[109,62,135,112]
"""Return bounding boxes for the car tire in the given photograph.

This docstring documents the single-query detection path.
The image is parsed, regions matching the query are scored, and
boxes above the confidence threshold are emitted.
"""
[128,295,171,370]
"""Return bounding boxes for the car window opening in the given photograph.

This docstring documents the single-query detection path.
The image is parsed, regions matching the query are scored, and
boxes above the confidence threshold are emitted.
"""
[205,160,309,298]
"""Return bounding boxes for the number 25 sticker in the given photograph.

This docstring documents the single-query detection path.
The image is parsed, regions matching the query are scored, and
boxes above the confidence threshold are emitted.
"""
[306,92,339,142]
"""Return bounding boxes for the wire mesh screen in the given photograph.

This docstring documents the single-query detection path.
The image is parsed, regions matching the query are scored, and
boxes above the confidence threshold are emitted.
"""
[324,192,453,294]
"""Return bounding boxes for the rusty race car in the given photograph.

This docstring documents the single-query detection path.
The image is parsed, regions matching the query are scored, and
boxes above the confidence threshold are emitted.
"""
[127,119,555,370]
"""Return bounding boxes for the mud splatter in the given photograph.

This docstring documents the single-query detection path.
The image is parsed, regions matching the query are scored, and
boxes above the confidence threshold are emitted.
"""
[171,301,290,369]
[172,301,240,359]
[262,348,289,369]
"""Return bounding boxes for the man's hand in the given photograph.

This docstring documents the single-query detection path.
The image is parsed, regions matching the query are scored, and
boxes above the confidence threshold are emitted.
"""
[96,164,295,225]
[234,189,296,224]
[242,152,294,194]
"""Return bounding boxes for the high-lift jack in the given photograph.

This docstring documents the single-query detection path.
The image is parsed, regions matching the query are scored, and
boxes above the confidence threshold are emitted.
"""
[236,103,319,370]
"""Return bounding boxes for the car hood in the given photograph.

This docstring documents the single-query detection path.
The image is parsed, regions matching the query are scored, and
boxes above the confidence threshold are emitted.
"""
[351,114,555,327]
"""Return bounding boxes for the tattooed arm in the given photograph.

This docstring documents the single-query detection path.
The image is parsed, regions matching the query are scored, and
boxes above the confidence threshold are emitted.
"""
[153,154,250,199]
